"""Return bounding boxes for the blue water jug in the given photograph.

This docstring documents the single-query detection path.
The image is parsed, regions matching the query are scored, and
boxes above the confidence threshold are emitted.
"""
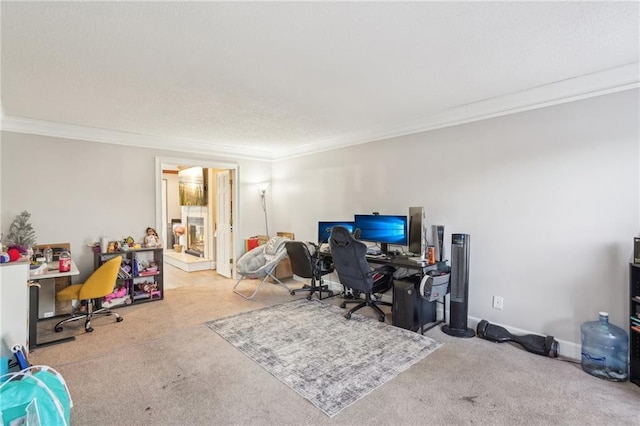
[580,312,628,381]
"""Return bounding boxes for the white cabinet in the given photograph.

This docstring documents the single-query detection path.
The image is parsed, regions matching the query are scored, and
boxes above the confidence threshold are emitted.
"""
[0,261,29,362]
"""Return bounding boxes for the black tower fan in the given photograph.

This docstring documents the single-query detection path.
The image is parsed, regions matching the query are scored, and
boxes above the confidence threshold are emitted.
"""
[442,233,475,338]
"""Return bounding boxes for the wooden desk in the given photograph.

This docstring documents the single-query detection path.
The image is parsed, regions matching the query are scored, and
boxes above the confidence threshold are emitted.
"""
[29,261,80,349]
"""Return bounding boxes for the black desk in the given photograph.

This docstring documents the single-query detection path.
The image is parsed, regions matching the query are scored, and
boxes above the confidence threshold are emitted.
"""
[320,252,449,333]
[372,256,449,334]
[364,254,447,273]
[321,250,446,270]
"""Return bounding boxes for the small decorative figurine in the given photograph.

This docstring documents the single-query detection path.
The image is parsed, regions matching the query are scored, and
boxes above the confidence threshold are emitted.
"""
[144,227,160,247]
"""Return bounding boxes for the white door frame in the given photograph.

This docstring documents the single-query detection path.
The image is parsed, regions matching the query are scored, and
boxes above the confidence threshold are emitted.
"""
[215,170,232,278]
[155,156,239,279]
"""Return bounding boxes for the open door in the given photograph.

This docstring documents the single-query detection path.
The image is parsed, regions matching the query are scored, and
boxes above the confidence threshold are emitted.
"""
[215,170,232,278]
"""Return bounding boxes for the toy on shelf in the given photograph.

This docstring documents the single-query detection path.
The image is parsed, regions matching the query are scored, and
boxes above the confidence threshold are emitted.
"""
[102,284,132,308]
[139,260,159,276]
[104,286,127,303]
[144,227,160,248]
[138,281,158,294]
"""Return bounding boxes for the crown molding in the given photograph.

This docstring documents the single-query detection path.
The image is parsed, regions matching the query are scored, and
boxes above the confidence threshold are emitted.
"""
[0,116,274,162]
[277,63,640,160]
[2,63,638,162]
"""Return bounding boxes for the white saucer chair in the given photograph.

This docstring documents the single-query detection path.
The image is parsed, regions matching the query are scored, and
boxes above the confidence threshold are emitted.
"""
[233,236,293,300]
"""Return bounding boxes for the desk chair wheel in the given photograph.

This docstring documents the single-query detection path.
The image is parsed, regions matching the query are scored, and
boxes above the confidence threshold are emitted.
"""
[86,326,94,333]
[344,312,352,320]
[306,294,312,300]
[327,290,334,297]
[54,326,64,333]
[340,301,347,309]
[290,290,296,295]
[378,315,385,322]
[116,316,124,322]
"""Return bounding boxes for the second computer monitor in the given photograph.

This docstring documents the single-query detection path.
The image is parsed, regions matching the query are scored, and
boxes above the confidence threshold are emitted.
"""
[354,214,408,253]
[318,221,355,244]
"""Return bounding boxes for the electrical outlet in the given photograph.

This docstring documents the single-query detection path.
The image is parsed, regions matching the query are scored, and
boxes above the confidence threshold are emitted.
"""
[492,296,504,310]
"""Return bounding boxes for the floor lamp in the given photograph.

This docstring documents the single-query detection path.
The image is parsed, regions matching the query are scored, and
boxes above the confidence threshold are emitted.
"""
[258,182,269,236]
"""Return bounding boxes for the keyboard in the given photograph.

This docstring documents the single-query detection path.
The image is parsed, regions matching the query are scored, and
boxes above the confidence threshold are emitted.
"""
[366,254,388,260]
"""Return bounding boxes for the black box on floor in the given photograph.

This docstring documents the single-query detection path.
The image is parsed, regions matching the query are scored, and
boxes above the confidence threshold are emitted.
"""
[392,276,436,331]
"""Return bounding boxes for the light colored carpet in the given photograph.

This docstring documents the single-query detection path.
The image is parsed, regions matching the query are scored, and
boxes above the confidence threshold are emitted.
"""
[206,298,442,417]
[27,270,640,425]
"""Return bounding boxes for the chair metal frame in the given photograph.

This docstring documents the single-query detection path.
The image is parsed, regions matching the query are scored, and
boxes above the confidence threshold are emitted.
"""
[233,237,293,300]
[54,256,124,333]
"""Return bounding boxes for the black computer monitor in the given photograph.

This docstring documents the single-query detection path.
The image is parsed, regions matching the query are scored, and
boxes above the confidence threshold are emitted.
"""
[318,221,355,244]
[354,214,408,254]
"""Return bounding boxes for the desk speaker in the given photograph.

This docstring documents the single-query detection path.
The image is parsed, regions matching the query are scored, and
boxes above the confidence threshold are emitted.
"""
[408,207,425,256]
[441,233,474,338]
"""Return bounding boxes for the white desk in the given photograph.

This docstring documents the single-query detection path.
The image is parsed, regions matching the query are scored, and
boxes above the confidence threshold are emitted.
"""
[29,261,79,319]
[1,261,30,362]
[29,261,80,349]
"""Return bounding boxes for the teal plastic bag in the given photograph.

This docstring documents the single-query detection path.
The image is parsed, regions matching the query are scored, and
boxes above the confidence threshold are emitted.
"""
[0,365,72,426]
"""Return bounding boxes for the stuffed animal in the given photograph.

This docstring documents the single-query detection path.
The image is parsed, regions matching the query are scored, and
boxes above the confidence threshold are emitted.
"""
[7,248,20,262]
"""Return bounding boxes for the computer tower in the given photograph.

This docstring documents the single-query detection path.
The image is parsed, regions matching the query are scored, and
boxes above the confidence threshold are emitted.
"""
[392,277,436,331]
[442,233,474,337]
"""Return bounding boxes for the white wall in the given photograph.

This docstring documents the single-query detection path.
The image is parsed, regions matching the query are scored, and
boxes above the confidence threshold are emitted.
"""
[0,136,2,231]
[1,90,637,354]
[272,90,640,351]
[0,133,272,281]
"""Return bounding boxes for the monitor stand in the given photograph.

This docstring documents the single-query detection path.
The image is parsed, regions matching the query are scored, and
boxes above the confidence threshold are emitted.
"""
[380,243,389,255]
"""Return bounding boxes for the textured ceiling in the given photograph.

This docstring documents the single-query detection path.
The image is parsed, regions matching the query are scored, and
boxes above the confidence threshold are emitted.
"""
[1,2,639,160]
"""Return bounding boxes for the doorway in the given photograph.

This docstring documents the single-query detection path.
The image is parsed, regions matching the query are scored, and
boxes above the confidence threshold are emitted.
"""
[155,156,239,281]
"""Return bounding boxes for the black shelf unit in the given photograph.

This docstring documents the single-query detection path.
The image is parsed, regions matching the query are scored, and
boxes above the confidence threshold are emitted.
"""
[630,263,640,386]
[94,247,164,307]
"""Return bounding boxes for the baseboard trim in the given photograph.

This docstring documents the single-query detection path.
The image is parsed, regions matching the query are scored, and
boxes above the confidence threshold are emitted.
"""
[324,277,581,360]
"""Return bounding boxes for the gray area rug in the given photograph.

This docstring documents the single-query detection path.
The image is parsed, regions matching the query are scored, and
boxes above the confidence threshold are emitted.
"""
[205,298,442,417]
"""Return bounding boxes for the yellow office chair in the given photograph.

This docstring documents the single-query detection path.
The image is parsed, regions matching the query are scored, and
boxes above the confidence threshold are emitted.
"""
[54,256,124,333]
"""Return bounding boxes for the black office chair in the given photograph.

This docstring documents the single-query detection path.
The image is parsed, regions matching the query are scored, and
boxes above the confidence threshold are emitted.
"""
[329,225,394,322]
[285,241,334,300]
